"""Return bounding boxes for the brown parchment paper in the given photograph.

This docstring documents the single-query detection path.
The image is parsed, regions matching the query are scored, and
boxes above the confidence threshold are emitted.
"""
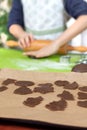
[0,68,87,128]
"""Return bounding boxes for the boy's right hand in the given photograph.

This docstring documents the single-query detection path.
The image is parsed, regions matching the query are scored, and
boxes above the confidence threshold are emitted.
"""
[18,32,34,49]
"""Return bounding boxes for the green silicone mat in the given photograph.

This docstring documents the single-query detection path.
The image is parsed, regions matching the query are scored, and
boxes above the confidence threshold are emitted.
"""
[0,48,83,72]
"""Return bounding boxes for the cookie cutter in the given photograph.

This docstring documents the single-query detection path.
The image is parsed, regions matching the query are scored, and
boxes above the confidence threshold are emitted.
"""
[59,55,71,63]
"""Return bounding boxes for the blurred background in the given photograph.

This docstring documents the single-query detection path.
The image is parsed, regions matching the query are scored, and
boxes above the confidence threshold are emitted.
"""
[0,0,15,45]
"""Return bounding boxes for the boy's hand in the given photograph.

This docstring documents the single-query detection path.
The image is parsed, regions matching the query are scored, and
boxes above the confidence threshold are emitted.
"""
[23,41,59,58]
[18,33,34,49]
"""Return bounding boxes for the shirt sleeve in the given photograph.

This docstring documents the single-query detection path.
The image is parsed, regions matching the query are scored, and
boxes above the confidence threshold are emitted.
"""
[8,0,24,29]
[64,0,87,19]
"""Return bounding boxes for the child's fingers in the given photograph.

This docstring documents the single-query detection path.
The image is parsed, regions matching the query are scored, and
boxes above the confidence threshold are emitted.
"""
[23,52,38,59]
[18,33,34,49]
[23,50,47,58]
[29,33,34,42]
[18,39,25,48]
[23,51,38,57]
[24,36,31,47]
[23,51,36,56]
[18,36,31,48]
[24,34,34,47]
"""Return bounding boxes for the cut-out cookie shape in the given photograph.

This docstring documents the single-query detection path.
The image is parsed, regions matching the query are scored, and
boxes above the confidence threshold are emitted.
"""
[33,83,54,94]
[54,80,69,87]
[77,101,87,108]
[45,99,67,111]
[78,92,87,100]
[57,90,74,100]
[64,82,79,90]
[14,86,32,95]
[0,86,8,92]
[2,78,16,85]
[79,86,87,92]
[15,81,35,87]
[23,96,43,107]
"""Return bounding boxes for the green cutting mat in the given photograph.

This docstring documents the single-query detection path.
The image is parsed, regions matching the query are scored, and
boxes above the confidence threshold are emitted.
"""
[0,48,81,72]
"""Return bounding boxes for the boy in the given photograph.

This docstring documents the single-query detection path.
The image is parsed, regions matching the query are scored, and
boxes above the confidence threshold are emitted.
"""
[8,0,87,58]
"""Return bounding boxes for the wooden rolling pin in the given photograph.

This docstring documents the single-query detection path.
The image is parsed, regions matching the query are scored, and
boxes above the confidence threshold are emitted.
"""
[6,40,87,54]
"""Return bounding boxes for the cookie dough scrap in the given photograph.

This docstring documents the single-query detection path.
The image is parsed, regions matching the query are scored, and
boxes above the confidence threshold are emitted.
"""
[72,63,87,73]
